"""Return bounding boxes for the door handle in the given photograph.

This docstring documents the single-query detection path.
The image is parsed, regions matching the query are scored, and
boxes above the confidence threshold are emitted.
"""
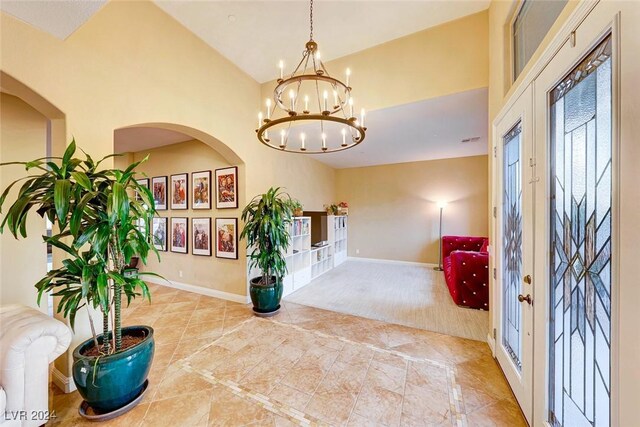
[518,294,533,305]
[523,275,532,284]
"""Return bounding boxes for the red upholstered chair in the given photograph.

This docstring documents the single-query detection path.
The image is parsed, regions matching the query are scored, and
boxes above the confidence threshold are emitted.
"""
[442,235,489,310]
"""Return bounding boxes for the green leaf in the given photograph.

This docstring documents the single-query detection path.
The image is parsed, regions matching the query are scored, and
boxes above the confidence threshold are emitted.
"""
[70,171,92,190]
[53,179,71,227]
[96,273,109,311]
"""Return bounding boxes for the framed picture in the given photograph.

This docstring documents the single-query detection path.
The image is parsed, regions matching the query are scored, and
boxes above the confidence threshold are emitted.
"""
[192,170,212,210]
[215,218,238,259]
[152,176,167,210]
[170,217,188,254]
[215,166,238,209]
[192,218,211,256]
[152,217,168,252]
[170,173,188,210]
[135,178,149,201]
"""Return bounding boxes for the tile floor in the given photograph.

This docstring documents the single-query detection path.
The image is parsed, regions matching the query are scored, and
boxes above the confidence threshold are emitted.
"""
[48,284,526,426]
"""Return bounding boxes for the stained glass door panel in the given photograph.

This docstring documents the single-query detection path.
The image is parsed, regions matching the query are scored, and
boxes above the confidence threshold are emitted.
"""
[549,36,612,427]
[503,123,523,371]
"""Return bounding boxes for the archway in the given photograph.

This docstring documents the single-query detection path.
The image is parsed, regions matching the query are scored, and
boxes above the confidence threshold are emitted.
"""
[112,123,249,303]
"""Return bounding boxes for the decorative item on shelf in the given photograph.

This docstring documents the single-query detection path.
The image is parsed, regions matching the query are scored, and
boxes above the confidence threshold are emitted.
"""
[434,201,448,271]
[240,187,293,316]
[215,166,238,209]
[256,0,367,154]
[0,140,163,418]
[324,203,339,215]
[291,199,304,217]
[337,201,349,215]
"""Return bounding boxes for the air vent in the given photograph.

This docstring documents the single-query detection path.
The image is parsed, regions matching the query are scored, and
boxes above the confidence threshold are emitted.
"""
[461,136,481,143]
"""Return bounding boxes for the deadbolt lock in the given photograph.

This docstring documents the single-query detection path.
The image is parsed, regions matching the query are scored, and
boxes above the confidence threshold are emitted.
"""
[523,274,532,284]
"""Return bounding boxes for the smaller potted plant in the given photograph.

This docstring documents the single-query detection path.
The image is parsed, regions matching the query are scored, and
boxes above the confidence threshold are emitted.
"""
[324,204,339,215]
[240,187,293,316]
[291,200,304,217]
[338,201,349,215]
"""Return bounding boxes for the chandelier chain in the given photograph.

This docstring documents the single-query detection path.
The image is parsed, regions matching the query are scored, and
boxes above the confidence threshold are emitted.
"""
[309,0,314,41]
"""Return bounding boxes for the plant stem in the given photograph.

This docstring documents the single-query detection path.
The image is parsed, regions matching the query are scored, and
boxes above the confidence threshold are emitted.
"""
[87,303,99,350]
[102,309,110,353]
[114,283,122,351]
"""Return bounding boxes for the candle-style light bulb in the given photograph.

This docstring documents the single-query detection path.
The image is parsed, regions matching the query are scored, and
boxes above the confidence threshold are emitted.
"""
[304,95,309,112]
[315,51,321,61]
[300,132,306,151]
[258,112,263,128]
[322,132,327,150]
[289,90,296,111]
[279,60,284,79]
[280,129,286,148]
[346,68,351,87]
[341,128,347,146]
[349,98,354,118]
[361,108,366,127]
[323,90,328,112]
[333,90,338,108]
[266,99,271,120]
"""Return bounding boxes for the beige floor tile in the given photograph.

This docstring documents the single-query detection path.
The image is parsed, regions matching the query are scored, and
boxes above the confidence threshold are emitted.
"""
[353,383,403,427]
[465,398,527,427]
[304,389,357,426]
[268,383,313,412]
[154,363,214,401]
[401,382,452,425]
[141,390,211,427]
[364,359,406,394]
[208,384,274,426]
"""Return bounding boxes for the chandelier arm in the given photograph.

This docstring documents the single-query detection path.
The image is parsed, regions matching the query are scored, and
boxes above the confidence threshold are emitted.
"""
[289,51,308,79]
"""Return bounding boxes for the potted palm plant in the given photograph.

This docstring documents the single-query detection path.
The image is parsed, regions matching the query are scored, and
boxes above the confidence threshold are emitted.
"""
[0,140,160,417]
[240,187,293,316]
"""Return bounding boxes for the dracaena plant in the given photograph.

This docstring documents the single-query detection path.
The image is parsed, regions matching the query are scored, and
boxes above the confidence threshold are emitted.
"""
[0,139,161,354]
[240,187,294,286]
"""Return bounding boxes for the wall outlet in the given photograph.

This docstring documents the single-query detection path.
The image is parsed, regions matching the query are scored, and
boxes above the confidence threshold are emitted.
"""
[356,249,360,255]
[179,270,183,278]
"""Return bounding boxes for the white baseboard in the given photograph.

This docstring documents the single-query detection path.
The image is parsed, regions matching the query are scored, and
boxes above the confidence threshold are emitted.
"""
[487,332,496,355]
[347,256,438,268]
[52,367,76,393]
[143,276,250,304]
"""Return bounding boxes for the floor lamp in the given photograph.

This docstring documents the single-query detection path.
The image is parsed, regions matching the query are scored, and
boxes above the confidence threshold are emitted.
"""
[434,201,447,271]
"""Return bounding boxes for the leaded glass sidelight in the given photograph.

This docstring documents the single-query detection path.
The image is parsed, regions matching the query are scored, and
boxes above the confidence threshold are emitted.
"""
[549,36,612,427]
[502,122,523,371]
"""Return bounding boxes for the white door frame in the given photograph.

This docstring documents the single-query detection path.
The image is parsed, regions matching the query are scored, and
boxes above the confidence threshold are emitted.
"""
[491,1,622,425]
[531,7,620,426]
[493,84,535,423]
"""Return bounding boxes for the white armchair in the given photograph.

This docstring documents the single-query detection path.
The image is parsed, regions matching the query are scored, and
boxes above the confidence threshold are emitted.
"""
[0,305,71,427]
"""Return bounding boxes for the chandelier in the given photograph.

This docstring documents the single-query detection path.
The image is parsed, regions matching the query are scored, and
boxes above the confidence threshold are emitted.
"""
[256,0,367,154]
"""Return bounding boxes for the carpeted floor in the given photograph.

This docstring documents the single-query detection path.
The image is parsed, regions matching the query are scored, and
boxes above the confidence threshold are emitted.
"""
[285,259,490,341]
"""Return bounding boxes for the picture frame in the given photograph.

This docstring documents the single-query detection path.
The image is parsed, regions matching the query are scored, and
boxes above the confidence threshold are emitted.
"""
[192,218,212,256]
[170,173,188,210]
[135,178,149,201]
[215,166,238,209]
[170,217,188,254]
[152,176,168,210]
[152,217,168,252]
[215,217,238,259]
[192,170,212,210]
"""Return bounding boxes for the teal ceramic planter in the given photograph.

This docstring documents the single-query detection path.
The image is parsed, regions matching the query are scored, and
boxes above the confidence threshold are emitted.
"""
[250,276,283,314]
[72,326,154,413]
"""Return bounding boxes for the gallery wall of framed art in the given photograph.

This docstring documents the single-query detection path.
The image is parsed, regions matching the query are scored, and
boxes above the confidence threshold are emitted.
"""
[127,139,245,297]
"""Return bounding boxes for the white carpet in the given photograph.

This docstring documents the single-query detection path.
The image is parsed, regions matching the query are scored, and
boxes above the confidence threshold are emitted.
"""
[285,259,489,341]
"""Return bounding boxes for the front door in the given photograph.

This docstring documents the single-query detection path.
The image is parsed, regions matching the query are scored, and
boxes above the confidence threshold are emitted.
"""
[494,85,534,423]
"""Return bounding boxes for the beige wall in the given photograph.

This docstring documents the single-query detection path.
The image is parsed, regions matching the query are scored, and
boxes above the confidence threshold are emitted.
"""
[261,10,489,114]
[336,155,488,264]
[128,140,245,296]
[0,94,48,312]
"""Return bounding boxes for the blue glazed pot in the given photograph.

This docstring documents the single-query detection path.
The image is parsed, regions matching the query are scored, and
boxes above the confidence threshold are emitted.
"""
[72,326,154,413]
[249,276,283,313]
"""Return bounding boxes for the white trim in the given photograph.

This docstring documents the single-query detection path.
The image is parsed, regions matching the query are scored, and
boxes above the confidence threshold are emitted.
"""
[52,367,76,393]
[143,276,250,304]
[346,256,438,268]
[487,332,496,354]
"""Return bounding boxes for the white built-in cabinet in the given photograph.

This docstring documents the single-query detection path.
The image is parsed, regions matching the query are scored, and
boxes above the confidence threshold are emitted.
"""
[247,215,348,298]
